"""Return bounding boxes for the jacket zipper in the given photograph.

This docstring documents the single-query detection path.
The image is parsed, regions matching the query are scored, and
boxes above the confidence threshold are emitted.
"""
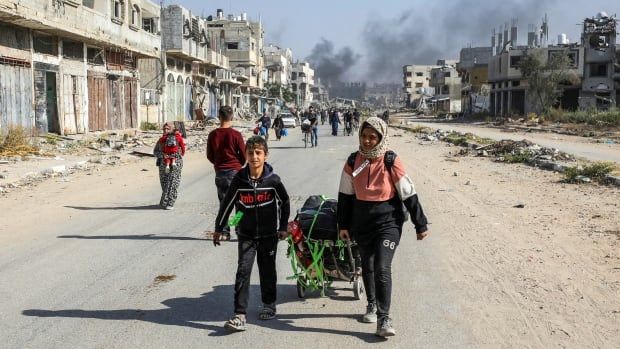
[253,180,259,236]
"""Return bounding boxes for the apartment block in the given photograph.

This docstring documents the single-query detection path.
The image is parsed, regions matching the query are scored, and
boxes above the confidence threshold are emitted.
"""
[206,10,266,113]
[291,62,314,110]
[139,5,230,122]
[402,65,438,108]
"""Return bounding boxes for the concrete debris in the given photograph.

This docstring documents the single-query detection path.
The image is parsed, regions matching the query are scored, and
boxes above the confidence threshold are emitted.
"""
[513,204,526,208]
[575,175,592,183]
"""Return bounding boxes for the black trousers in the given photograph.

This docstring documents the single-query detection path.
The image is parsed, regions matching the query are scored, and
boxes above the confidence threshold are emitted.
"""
[356,225,402,319]
[234,236,279,315]
[215,169,237,233]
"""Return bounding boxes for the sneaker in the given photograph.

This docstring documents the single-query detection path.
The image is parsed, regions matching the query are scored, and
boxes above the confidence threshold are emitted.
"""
[362,303,377,323]
[259,303,276,320]
[164,206,174,210]
[224,314,247,332]
[376,317,396,337]
[164,166,170,174]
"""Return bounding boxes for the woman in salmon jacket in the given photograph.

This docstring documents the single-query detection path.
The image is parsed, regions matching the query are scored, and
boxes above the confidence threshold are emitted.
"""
[337,116,429,338]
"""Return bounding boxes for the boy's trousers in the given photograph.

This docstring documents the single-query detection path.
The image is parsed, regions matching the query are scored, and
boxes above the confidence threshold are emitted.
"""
[234,236,278,314]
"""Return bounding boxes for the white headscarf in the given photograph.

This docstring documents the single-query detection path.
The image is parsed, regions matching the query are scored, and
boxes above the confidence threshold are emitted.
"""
[359,117,389,159]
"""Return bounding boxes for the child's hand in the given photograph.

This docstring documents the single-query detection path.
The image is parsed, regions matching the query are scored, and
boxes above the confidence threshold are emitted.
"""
[277,230,289,240]
[417,231,429,240]
[213,232,221,246]
[339,229,351,241]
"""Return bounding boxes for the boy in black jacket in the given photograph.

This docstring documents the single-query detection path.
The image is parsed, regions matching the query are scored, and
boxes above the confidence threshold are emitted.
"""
[213,136,290,332]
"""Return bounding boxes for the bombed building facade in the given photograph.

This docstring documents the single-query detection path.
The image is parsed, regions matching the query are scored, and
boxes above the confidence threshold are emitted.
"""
[489,12,619,117]
[0,0,161,135]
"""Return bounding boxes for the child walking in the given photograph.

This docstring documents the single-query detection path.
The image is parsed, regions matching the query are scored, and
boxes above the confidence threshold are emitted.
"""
[213,136,290,332]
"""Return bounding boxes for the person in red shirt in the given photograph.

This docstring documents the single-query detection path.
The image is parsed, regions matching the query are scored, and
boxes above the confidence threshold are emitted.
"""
[207,106,246,240]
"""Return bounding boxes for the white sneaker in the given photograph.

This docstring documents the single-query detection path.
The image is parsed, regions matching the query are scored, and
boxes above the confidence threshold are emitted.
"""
[362,303,377,323]
[376,317,396,337]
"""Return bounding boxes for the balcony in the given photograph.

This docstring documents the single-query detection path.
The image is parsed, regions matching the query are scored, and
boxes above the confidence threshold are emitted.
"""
[205,49,229,69]
[225,49,258,66]
[0,0,160,57]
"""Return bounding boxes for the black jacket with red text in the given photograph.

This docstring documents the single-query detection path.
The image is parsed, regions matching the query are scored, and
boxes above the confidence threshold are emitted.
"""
[214,163,290,239]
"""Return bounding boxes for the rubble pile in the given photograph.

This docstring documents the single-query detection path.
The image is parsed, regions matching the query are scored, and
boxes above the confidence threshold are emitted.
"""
[414,128,576,163]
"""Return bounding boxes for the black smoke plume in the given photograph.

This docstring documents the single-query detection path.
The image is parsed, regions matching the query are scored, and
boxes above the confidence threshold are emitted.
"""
[362,0,557,82]
[305,38,361,86]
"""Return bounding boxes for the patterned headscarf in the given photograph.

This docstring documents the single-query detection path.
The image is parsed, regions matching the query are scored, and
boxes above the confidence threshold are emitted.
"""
[359,116,389,159]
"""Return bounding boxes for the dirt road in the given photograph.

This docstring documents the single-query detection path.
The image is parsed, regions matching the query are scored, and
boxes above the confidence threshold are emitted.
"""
[1,125,618,348]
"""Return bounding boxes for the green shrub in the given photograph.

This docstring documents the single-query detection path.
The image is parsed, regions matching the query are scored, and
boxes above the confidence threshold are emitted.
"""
[140,122,159,131]
[546,108,620,126]
[0,125,39,156]
[563,162,615,183]
[501,151,534,164]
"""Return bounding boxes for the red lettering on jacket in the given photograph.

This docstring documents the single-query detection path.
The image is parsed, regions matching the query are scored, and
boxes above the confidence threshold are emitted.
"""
[239,191,273,205]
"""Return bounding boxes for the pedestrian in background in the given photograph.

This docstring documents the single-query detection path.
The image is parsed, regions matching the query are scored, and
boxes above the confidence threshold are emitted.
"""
[207,105,246,241]
[256,110,271,141]
[154,122,186,210]
[330,109,341,136]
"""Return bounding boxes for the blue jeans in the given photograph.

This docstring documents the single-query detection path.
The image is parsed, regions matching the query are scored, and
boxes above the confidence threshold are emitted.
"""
[311,126,318,146]
[215,169,237,234]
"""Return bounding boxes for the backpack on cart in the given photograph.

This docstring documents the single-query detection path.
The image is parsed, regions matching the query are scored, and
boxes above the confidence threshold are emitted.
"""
[298,195,338,240]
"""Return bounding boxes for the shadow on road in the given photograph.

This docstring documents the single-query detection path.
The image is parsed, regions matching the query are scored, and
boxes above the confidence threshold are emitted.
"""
[57,234,209,241]
[22,284,382,342]
[64,205,162,211]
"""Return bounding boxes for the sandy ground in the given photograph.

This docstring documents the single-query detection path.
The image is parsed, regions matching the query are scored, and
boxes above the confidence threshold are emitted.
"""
[389,129,620,348]
[1,126,618,348]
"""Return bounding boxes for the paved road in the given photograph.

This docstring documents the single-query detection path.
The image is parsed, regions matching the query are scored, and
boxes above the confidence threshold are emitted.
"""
[401,119,620,164]
[0,125,472,348]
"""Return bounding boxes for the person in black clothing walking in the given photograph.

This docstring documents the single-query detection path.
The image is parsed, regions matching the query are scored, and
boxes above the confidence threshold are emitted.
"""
[213,136,291,332]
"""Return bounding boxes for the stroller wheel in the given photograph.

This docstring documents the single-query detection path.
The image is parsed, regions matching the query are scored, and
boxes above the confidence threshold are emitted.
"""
[297,280,306,299]
[353,279,364,300]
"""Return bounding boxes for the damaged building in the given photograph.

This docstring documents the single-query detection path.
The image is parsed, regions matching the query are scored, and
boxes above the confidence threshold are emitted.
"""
[458,47,493,114]
[138,5,230,123]
[402,65,438,110]
[488,12,618,117]
[579,13,619,110]
[206,9,266,115]
[0,0,161,135]
[429,61,462,115]
[291,62,315,110]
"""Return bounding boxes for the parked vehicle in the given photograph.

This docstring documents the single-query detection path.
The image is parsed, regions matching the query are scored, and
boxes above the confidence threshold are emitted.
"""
[280,113,298,128]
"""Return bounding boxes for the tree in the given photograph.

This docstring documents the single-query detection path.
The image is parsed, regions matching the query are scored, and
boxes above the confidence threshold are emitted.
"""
[519,49,578,115]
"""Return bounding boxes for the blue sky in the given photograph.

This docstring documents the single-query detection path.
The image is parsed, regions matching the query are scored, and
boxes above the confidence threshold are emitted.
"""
[174,0,619,82]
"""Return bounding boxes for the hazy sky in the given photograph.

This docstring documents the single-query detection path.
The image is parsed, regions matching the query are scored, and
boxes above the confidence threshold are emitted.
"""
[175,0,619,83]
